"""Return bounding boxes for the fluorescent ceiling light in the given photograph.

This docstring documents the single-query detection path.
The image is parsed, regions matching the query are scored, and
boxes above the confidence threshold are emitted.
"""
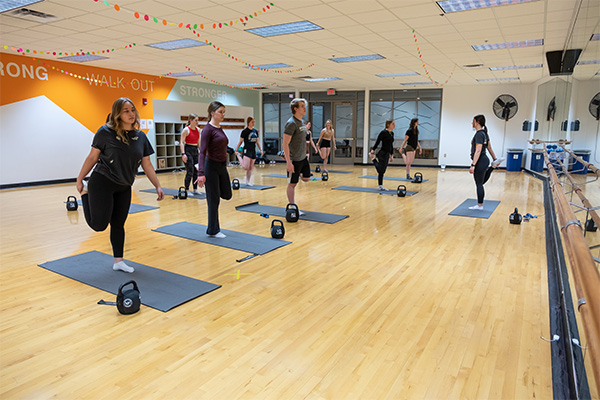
[303,77,341,82]
[473,39,543,51]
[400,82,434,86]
[233,83,263,87]
[246,63,291,69]
[167,72,198,77]
[246,21,322,37]
[376,72,419,77]
[489,64,542,70]
[477,77,520,82]
[437,0,537,13]
[0,0,43,13]
[577,59,600,65]
[146,39,207,50]
[591,33,600,41]
[58,54,108,62]
[330,54,385,63]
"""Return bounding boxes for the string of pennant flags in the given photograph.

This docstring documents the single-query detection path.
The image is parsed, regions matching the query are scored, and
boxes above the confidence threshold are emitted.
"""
[3,43,136,57]
[163,66,277,90]
[412,29,456,87]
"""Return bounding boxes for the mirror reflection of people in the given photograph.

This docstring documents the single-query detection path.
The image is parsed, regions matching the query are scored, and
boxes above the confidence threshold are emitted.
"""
[76,97,164,273]
[469,114,503,210]
[235,117,263,186]
[400,118,422,180]
[317,119,336,172]
[369,119,395,191]
[180,113,201,196]
[282,98,311,207]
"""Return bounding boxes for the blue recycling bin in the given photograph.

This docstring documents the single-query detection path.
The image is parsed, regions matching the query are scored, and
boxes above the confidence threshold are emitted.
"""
[530,151,544,172]
[572,150,591,174]
[547,146,565,173]
[506,149,524,171]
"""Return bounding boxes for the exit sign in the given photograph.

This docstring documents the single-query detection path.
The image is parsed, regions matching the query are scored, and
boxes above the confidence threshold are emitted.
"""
[327,88,336,95]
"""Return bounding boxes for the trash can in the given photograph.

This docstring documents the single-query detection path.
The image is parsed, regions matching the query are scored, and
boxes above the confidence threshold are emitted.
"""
[572,150,591,174]
[530,150,544,172]
[506,149,524,171]
[547,145,565,173]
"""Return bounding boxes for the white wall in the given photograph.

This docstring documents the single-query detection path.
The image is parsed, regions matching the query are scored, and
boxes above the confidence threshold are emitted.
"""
[570,80,600,163]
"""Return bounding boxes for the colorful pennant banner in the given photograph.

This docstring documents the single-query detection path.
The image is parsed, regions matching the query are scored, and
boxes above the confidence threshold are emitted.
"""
[412,29,456,87]
[3,43,136,57]
[163,66,277,90]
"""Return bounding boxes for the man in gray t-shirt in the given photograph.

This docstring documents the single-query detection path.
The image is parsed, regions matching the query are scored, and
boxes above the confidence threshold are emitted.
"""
[282,98,311,205]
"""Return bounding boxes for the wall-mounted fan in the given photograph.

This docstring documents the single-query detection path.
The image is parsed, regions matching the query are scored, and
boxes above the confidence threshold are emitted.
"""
[590,92,600,120]
[547,96,556,121]
[493,94,518,121]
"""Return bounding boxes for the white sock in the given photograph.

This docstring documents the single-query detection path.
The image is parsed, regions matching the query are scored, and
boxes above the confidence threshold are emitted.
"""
[469,205,484,210]
[208,232,226,238]
[113,261,134,273]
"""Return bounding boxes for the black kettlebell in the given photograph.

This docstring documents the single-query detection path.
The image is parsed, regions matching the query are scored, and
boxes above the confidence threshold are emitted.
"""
[286,203,299,222]
[321,171,329,181]
[315,166,321,173]
[585,218,597,232]
[412,172,423,183]
[116,280,141,315]
[397,185,407,197]
[232,178,240,190]
[271,219,285,239]
[178,186,187,199]
[66,195,78,211]
[509,208,522,225]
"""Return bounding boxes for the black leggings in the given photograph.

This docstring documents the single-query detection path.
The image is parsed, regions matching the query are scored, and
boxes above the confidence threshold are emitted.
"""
[373,151,390,186]
[184,144,199,190]
[81,172,131,258]
[204,158,232,235]
[473,154,493,204]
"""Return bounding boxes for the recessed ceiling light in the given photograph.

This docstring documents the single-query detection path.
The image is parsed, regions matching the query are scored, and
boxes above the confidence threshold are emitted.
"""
[246,21,322,37]
[0,0,43,13]
[246,63,292,69]
[437,0,537,13]
[166,72,198,77]
[577,59,600,65]
[472,39,543,51]
[489,64,542,70]
[376,72,419,77]
[400,82,434,86]
[303,77,341,82]
[146,39,207,50]
[330,54,385,63]
[58,54,109,62]
[477,77,520,82]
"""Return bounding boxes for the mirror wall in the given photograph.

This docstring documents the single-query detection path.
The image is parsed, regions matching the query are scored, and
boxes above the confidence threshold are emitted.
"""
[535,78,573,142]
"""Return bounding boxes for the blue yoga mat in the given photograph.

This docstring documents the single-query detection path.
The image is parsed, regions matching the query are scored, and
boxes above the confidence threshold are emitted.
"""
[448,199,500,219]
[332,186,417,196]
[359,175,429,182]
[72,200,158,214]
[141,188,206,199]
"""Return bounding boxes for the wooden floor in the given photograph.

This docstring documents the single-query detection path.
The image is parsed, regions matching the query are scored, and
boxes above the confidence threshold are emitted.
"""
[1,164,598,399]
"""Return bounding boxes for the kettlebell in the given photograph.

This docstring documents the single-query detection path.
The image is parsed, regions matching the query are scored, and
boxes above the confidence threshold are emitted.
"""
[412,172,423,183]
[509,208,522,225]
[286,203,299,222]
[270,219,285,239]
[116,280,141,315]
[397,185,407,197]
[66,195,78,211]
[232,178,240,190]
[585,218,597,232]
[178,186,187,199]
[321,171,329,181]
[315,166,321,173]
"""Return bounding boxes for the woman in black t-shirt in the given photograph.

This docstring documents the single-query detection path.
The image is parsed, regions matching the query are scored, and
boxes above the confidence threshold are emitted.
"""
[400,118,422,180]
[469,114,501,210]
[369,119,395,191]
[234,116,263,186]
[76,98,164,273]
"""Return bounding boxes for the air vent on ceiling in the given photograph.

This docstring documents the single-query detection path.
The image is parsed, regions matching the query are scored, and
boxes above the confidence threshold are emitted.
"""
[7,8,59,23]
[463,64,484,68]
[295,76,312,80]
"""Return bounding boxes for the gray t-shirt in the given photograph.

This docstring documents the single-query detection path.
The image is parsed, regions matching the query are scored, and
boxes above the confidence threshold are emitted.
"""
[283,116,307,162]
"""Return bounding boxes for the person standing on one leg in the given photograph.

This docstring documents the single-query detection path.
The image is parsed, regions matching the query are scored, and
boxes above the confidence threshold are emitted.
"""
[305,121,318,160]
[282,98,311,206]
[180,113,201,196]
[235,116,263,186]
[317,119,336,172]
[76,97,164,273]
[369,119,395,191]
[195,101,232,238]
[469,114,502,210]
[400,118,422,180]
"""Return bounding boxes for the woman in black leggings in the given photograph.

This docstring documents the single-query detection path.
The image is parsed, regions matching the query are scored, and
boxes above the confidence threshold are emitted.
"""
[369,119,395,191]
[469,114,502,210]
[76,98,164,272]
[195,101,232,238]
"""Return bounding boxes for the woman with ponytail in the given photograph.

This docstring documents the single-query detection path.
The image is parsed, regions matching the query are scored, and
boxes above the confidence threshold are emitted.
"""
[180,113,201,196]
[469,114,503,210]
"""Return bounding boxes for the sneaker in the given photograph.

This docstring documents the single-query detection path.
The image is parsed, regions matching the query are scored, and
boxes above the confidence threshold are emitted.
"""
[468,205,484,210]
[208,232,227,238]
[492,157,505,168]
[193,189,201,195]
[406,174,412,180]
[378,185,389,191]
[245,182,253,186]
[113,261,134,273]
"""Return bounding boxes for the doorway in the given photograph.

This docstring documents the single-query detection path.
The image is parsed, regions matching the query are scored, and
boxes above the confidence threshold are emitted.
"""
[309,101,356,165]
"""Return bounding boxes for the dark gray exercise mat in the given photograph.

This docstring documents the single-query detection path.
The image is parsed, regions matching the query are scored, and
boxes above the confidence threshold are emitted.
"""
[153,221,291,254]
[262,174,287,178]
[359,175,429,182]
[235,202,348,224]
[236,183,275,190]
[38,251,220,312]
[312,169,351,174]
[332,186,417,196]
[448,198,500,219]
[141,188,206,199]
[72,200,158,214]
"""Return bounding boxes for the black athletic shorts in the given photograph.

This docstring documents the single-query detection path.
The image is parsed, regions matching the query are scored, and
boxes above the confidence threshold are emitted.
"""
[320,139,331,148]
[287,158,311,184]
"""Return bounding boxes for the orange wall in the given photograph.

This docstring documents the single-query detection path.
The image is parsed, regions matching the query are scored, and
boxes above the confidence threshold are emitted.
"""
[0,53,176,133]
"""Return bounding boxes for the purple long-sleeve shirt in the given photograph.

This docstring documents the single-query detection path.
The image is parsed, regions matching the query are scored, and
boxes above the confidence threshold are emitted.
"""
[198,123,228,176]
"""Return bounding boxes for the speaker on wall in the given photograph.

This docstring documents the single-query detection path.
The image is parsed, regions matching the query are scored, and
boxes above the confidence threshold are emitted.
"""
[545,49,582,76]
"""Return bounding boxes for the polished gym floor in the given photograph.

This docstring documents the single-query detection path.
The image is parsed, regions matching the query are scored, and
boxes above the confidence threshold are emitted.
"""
[1,163,598,399]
